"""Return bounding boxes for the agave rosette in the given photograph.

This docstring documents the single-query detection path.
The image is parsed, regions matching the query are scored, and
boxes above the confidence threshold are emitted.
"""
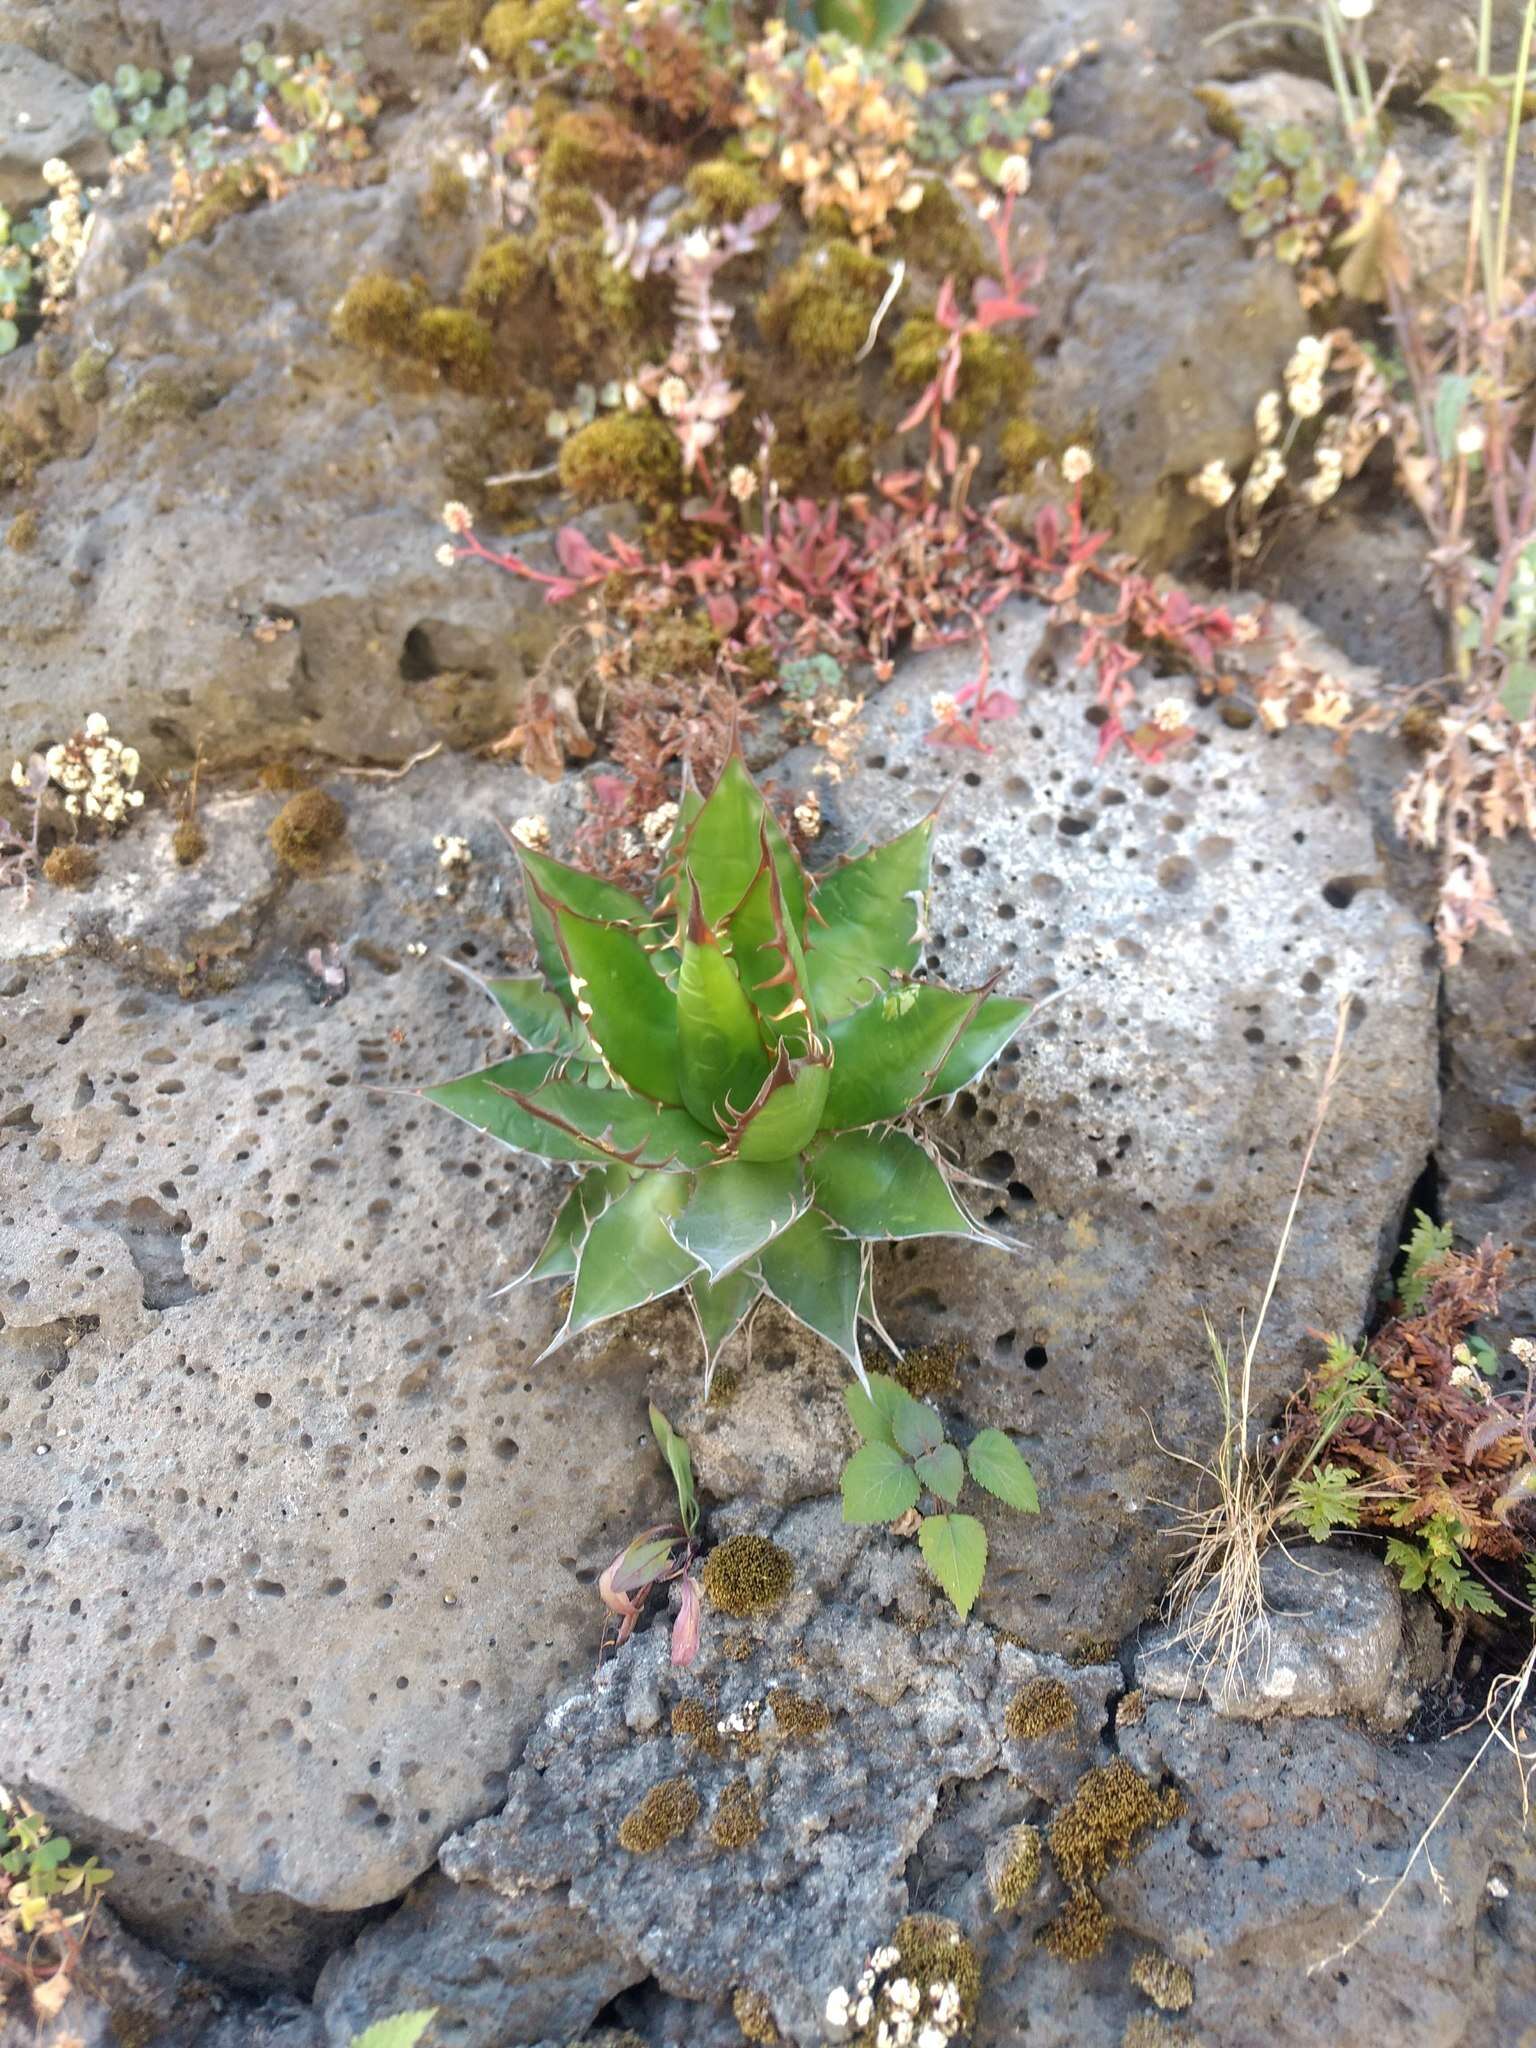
[426,751,1028,1385]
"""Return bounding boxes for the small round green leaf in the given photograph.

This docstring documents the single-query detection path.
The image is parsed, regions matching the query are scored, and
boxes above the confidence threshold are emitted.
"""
[914,1442,963,1504]
[918,1512,988,1617]
[841,1442,921,1525]
[891,1388,944,1458]
[845,1369,907,1446]
[967,1428,1039,1514]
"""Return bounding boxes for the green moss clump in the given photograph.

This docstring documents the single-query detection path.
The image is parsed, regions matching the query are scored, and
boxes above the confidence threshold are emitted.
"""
[616,1774,699,1853]
[1118,1687,1147,1727]
[119,372,224,433]
[891,1341,963,1398]
[68,347,112,405]
[257,762,311,794]
[710,1776,762,1851]
[6,508,39,551]
[42,844,96,889]
[1130,1950,1194,2013]
[424,157,471,220]
[701,1533,795,1617]
[462,235,537,313]
[890,1916,981,2032]
[990,1822,1041,1911]
[1123,2020,1195,2048]
[171,819,208,867]
[559,414,682,512]
[1000,415,1056,485]
[410,0,484,52]
[331,272,429,356]
[757,242,891,370]
[1037,1887,1112,1962]
[630,613,717,681]
[766,1688,829,1740]
[268,789,347,874]
[1005,1677,1077,1742]
[721,1632,753,1661]
[413,306,495,389]
[542,107,660,204]
[481,0,579,73]
[176,161,264,242]
[671,1697,721,1757]
[1193,84,1245,144]
[542,224,646,342]
[891,180,991,290]
[685,157,773,223]
[1050,1760,1185,1890]
[732,1986,781,2044]
[888,316,1032,436]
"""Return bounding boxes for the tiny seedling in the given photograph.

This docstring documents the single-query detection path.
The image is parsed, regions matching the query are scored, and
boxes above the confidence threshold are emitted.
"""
[841,1370,1038,1617]
[598,1405,704,1667]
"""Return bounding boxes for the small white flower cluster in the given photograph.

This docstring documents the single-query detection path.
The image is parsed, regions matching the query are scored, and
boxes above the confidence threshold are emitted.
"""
[640,800,678,852]
[1256,651,1354,733]
[39,157,92,308]
[823,1943,965,2048]
[433,833,471,871]
[437,501,474,570]
[793,790,823,840]
[1284,333,1332,422]
[1187,458,1235,508]
[1060,444,1093,484]
[1450,1345,1491,1397]
[1149,697,1191,735]
[1511,1338,1536,1372]
[510,813,550,851]
[728,463,758,503]
[15,712,144,827]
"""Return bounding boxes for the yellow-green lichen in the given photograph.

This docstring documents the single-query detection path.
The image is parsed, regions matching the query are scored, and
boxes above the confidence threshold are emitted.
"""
[1050,1760,1185,1891]
[6,508,39,551]
[1130,1950,1194,2013]
[731,1986,780,2044]
[42,844,96,889]
[756,241,891,370]
[1004,1677,1077,1742]
[268,789,347,875]
[671,1697,722,1757]
[559,413,682,512]
[888,315,1031,436]
[710,1776,763,1851]
[462,235,537,314]
[701,1534,795,1617]
[481,0,579,73]
[685,157,773,223]
[1038,1887,1112,1962]
[990,1822,1042,1911]
[616,1774,700,1853]
[766,1688,829,1740]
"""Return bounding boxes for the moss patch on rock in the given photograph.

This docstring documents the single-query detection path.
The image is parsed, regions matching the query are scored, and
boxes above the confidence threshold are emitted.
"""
[1130,1949,1194,2013]
[481,0,580,74]
[616,1774,700,1853]
[1038,1887,1112,1962]
[989,1822,1042,1911]
[268,789,347,874]
[709,1775,762,1851]
[670,1697,721,1757]
[559,413,682,511]
[6,508,39,551]
[756,241,891,370]
[1004,1677,1077,1741]
[888,316,1031,436]
[171,819,208,867]
[1050,1760,1185,1890]
[766,1688,829,1740]
[42,844,96,889]
[731,1986,780,2044]
[463,235,537,313]
[701,1533,795,1617]
[889,1915,981,2033]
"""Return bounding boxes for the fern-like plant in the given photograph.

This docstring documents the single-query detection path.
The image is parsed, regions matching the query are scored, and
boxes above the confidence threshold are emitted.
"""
[426,750,1027,1386]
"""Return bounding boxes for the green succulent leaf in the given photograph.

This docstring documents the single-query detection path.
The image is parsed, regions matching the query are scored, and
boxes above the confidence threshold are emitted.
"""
[676,887,773,1130]
[722,829,816,1056]
[724,1044,833,1162]
[509,1168,623,1287]
[652,762,707,913]
[483,974,591,1056]
[845,1368,908,1446]
[914,1441,964,1504]
[669,1157,808,1282]
[821,982,989,1128]
[918,1512,987,1618]
[425,1055,712,1168]
[759,1207,863,1376]
[679,750,808,937]
[809,1127,985,1242]
[928,993,1030,1098]
[518,844,652,1008]
[687,1266,763,1385]
[967,1429,1039,1514]
[551,1172,700,1353]
[890,1387,944,1457]
[649,1402,698,1536]
[540,890,684,1107]
[804,811,933,1020]
[841,1441,922,1523]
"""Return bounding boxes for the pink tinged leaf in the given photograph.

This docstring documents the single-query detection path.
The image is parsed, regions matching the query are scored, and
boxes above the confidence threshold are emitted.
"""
[556,526,600,578]
[598,1548,641,1621]
[671,1572,701,1666]
[591,773,631,812]
[707,594,740,632]
[897,390,935,434]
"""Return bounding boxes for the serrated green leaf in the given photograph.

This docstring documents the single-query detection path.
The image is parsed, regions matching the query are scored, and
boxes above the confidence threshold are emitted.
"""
[927,993,1030,1097]
[841,1441,921,1523]
[967,1429,1038,1513]
[688,1266,763,1385]
[348,2013,438,2048]
[918,1512,987,1617]
[483,975,591,1055]
[678,751,808,937]
[425,1056,713,1168]
[669,1157,807,1282]
[509,1168,624,1287]
[890,1387,944,1457]
[821,982,987,1128]
[845,1369,908,1446]
[809,1128,985,1242]
[649,1402,698,1536]
[676,888,772,1130]
[804,812,933,1021]
[759,1207,863,1374]
[653,762,707,913]
[553,1172,700,1351]
[722,828,815,1055]
[540,891,683,1107]
[914,1441,963,1503]
[1399,1210,1453,1312]
[1501,661,1536,722]
[723,1044,832,1162]
[518,844,652,1008]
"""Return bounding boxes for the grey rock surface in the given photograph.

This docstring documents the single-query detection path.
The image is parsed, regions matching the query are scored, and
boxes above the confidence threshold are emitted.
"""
[0,44,109,209]
[1137,1543,1434,1730]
